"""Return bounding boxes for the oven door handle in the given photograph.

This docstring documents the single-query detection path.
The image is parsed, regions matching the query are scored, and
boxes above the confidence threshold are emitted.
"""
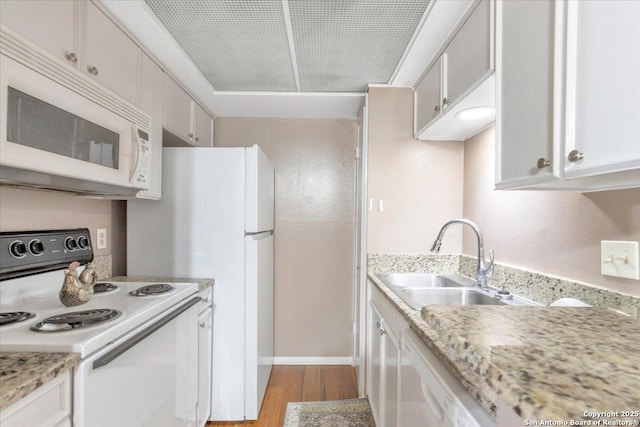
[92,296,201,369]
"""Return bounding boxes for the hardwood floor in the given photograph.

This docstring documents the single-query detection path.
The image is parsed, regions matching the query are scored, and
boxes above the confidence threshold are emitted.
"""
[206,365,359,427]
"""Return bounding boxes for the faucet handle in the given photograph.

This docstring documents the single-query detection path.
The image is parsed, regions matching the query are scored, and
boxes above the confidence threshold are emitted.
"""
[484,249,495,278]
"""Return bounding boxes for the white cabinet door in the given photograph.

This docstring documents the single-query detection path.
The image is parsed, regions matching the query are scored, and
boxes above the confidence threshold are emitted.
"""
[562,0,640,179]
[445,0,492,104]
[83,2,140,103]
[163,75,195,144]
[496,0,557,187]
[368,302,383,426]
[414,57,443,133]
[0,0,76,66]
[381,320,400,427]
[194,104,213,147]
[136,54,163,199]
[197,307,213,427]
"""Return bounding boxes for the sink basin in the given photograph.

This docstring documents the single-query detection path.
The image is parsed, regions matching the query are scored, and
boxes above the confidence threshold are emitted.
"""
[374,273,476,288]
[374,272,537,309]
[399,288,504,309]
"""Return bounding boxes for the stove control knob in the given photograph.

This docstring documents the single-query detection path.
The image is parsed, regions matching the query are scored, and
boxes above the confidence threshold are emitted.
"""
[29,239,45,256]
[77,236,89,250]
[9,240,28,258]
[64,237,78,251]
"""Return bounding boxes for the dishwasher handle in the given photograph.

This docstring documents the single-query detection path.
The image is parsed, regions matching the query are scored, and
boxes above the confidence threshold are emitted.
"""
[93,296,201,369]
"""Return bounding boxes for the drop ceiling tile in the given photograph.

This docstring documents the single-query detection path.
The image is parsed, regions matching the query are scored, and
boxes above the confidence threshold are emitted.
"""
[145,0,297,91]
[289,0,430,92]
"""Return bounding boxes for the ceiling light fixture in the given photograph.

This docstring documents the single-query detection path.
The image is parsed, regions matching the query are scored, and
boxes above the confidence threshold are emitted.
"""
[456,106,495,121]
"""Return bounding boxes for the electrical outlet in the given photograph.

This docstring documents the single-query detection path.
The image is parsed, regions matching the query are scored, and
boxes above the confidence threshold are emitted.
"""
[97,228,107,250]
[601,241,639,280]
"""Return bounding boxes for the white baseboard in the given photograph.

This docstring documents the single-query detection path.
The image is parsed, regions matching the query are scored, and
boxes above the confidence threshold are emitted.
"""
[274,357,354,366]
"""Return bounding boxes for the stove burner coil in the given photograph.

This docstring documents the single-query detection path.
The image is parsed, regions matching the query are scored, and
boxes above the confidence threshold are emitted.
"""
[30,309,122,332]
[129,284,174,297]
[0,311,36,326]
[94,282,118,293]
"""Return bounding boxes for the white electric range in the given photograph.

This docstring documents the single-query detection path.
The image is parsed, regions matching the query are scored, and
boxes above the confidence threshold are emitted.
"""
[0,229,200,427]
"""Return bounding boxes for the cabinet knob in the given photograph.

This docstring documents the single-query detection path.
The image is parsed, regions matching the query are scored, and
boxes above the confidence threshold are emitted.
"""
[202,297,209,303]
[65,52,78,63]
[375,321,380,328]
[195,136,200,142]
[87,66,99,76]
[188,133,194,138]
[380,328,387,336]
[200,322,206,328]
[568,150,584,162]
[442,97,450,108]
[536,158,551,169]
[434,105,441,113]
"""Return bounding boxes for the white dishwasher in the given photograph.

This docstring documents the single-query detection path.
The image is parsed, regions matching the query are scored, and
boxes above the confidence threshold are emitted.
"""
[399,329,495,427]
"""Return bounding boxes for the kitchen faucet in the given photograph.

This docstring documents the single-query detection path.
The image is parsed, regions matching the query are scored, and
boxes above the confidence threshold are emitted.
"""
[430,219,495,289]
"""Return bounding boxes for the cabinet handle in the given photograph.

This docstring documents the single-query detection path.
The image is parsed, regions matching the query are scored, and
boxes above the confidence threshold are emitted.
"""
[65,52,78,63]
[434,105,440,113]
[568,150,584,162]
[442,97,450,108]
[200,322,206,328]
[536,158,551,169]
[87,66,99,76]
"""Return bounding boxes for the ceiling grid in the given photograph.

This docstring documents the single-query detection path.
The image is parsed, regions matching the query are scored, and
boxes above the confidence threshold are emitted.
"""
[145,0,430,93]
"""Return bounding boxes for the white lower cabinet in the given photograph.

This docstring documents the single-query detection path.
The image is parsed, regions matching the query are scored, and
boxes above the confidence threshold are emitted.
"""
[0,371,72,427]
[367,281,495,427]
[197,288,213,427]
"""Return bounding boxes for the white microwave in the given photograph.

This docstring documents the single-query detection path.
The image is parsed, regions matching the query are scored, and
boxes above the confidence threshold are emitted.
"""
[0,26,151,193]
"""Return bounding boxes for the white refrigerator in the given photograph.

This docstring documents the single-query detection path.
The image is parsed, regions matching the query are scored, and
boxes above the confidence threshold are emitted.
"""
[127,145,275,422]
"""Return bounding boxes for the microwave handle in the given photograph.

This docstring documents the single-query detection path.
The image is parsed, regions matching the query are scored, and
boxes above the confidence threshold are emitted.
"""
[130,127,141,181]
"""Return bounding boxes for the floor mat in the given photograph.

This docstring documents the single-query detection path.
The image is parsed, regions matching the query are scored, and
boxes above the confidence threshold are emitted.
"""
[283,398,375,427]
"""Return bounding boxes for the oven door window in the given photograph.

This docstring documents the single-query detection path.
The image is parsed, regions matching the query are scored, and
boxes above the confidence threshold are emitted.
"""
[6,87,120,169]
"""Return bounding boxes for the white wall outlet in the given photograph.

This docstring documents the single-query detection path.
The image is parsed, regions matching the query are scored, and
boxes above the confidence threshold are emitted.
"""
[97,228,107,250]
[601,241,639,280]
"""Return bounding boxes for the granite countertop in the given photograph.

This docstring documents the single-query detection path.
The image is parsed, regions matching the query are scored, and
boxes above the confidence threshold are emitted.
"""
[108,276,214,293]
[368,273,640,423]
[0,352,80,411]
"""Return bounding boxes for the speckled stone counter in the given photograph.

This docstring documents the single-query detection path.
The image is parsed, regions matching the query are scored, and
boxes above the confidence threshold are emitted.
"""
[368,269,640,424]
[0,352,79,410]
[108,276,214,293]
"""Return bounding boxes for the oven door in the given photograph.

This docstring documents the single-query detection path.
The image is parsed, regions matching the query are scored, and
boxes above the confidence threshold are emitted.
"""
[73,297,200,427]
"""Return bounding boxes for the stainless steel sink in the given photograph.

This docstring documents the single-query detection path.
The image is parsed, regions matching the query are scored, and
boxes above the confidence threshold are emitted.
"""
[399,288,504,309]
[374,273,476,288]
[374,272,537,309]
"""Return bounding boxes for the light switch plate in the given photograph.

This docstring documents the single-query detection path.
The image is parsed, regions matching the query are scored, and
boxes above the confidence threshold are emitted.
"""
[97,228,107,250]
[601,241,639,280]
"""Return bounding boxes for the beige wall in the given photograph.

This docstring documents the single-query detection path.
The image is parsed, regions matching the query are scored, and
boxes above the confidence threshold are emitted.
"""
[367,87,465,254]
[463,127,640,296]
[215,117,356,357]
[0,187,127,275]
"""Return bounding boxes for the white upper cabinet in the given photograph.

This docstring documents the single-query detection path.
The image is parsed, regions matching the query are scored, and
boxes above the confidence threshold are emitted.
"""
[1,1,141,104]
[163,74,215,148]
[444,0,492,104]
[496,0,640,191]
[194,103,214,147]
[496,0,556,186]
[0,0,76,63]
[561,0,640,180]
[414,56,443,132]
[83,2,141,103]
[163,74,194,145]
[415,0,495,141]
